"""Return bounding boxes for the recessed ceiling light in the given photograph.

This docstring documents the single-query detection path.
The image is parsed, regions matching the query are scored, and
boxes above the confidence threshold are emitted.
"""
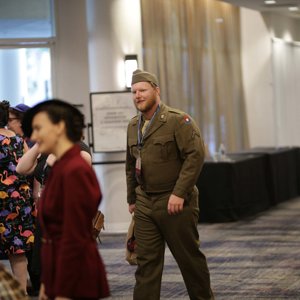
[264,0,276,4]
[288,6,299,11]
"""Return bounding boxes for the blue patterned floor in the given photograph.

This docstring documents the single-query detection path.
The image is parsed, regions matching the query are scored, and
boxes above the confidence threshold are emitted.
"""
[100,197,300,299]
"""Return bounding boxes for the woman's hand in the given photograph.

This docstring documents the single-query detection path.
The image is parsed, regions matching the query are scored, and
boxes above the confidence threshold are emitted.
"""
[38,283,48,300]
[16,143,40,174]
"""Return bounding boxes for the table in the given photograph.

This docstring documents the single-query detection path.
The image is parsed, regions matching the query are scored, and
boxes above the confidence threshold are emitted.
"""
[197,154,271,222]
[295,147,300,194]
[238,147,299,205]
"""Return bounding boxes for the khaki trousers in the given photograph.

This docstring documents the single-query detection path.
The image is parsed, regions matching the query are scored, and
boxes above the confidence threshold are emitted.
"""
[133,186,214,300]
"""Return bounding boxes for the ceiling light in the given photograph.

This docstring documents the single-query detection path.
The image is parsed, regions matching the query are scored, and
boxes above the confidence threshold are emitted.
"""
[264,0,276,4]
[288,6,299,11]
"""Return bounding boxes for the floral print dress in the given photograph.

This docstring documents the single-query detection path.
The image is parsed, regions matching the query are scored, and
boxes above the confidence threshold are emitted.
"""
[0,134,35,255]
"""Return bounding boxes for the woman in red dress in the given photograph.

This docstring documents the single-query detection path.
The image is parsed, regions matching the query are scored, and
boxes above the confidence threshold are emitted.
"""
[22,99,110,300]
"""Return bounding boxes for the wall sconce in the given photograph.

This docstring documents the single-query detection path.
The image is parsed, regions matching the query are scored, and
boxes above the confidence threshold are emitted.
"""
[124,54,138,88]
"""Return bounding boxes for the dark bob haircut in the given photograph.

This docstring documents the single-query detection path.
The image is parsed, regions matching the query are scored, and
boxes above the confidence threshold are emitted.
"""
[22,99,85,143]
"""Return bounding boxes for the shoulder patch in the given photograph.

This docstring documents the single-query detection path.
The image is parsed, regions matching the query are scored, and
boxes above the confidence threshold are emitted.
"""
[168,107,192,125]
[183,114,191,124]
[165,105,194,125]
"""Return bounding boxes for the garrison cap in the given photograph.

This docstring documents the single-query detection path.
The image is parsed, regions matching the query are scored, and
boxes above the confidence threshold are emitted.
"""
[131,69,159,86]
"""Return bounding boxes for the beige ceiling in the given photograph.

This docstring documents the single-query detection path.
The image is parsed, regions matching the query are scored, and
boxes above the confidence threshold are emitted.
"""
[218,0,300,18]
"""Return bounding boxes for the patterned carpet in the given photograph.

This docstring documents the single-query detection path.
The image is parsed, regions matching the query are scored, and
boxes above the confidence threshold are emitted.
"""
[2,198,300,299]
[100,197,300,299]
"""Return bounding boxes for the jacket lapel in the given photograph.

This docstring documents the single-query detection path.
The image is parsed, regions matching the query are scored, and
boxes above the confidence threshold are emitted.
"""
[143,103,168,140]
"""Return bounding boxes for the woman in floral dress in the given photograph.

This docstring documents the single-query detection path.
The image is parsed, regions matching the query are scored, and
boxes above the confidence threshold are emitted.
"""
[0,100,35,293]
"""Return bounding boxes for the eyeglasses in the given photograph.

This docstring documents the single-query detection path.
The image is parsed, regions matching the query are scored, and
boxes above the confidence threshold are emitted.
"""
[8,118,20,122]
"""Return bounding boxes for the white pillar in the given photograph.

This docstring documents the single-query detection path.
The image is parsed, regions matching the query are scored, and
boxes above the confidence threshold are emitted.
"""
[86,0,143,232]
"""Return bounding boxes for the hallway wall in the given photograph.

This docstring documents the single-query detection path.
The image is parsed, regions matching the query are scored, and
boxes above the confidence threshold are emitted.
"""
[241,8,300,147]
[53,0,142,232]
[51,1,300,232]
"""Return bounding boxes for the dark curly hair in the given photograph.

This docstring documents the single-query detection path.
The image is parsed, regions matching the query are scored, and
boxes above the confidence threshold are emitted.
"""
[0,100,10,128]
[9,108,24,120]
[22,99,85,143]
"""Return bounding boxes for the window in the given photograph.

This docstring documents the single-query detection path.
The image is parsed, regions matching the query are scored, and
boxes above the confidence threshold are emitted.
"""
[0,0,55,107]
[0,48,52,107]
[0,0,55,39]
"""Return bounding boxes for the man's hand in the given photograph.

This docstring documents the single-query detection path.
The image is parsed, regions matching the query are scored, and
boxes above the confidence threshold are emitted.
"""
[168,194,184,215]
[129,204,136,214]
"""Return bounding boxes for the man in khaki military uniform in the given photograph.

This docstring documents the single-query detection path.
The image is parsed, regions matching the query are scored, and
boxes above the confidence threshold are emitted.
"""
[126,69,214,300]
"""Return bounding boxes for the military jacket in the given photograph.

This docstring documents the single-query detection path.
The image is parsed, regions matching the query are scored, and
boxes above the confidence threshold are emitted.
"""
[126,102,205,204]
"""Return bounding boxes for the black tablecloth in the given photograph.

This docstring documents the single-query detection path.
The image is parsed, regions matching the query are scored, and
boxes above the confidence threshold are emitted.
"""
[238,147,299,205]
[295,147,300,194]
[197,154,270,222]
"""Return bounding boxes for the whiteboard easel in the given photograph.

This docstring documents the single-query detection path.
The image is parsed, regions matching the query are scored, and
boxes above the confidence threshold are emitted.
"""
[90,91,136,152]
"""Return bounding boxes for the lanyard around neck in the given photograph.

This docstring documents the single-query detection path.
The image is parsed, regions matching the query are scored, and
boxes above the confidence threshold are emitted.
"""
[137,105,160,149]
